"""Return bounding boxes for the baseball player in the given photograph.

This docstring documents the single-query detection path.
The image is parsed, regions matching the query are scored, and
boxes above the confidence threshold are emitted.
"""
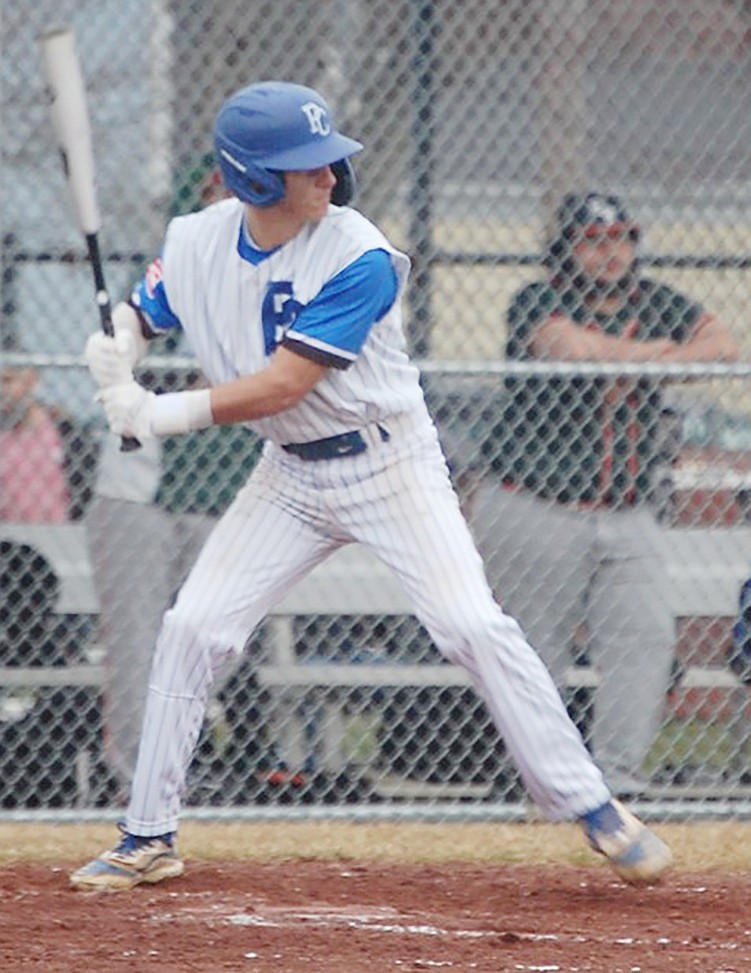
[70,82,671,890]
[469,192,739,796]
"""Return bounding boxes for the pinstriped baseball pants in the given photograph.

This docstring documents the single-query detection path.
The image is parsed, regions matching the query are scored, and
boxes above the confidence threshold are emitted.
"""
[126,425,610,835]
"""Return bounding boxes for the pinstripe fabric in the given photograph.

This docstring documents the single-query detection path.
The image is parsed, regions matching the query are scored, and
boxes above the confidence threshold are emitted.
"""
[159,199,423,444]
[125,198,611,836]
[126,404,609,834]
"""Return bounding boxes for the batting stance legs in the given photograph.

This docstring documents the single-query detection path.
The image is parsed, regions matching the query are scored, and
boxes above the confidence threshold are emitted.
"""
[126,430,610,836]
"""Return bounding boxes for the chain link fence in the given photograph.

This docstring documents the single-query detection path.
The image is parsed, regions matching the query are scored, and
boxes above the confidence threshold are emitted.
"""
[3,0,751,818]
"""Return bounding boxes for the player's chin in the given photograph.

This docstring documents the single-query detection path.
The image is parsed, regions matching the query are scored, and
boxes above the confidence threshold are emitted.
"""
[310,197,331,219]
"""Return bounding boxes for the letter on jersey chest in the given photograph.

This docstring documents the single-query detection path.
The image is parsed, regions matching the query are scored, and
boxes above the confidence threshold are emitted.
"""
[261,281,304,356]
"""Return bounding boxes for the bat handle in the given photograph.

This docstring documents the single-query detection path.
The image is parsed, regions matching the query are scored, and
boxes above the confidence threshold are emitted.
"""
[97,303,142,452]
[98,298,142,453]
[87,234,142,452]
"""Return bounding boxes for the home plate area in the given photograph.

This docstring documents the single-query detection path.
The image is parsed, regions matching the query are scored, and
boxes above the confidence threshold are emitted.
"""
[3,861,751,972]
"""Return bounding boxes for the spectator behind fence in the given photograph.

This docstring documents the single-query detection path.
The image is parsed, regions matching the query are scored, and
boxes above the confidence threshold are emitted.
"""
[468,191,739,798]
[85,156,262,791]
[0,342,71,668]
[0,353,70,523]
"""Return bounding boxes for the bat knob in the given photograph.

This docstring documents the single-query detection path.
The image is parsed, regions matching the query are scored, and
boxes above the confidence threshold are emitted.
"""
[119,435,141,452]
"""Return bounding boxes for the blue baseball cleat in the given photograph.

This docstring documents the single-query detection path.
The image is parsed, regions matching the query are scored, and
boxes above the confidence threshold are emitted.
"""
[70,825,184,891]
[581,799,673,885]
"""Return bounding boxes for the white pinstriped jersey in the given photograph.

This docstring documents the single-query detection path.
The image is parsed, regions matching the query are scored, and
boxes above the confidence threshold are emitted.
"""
[132,198,427,445]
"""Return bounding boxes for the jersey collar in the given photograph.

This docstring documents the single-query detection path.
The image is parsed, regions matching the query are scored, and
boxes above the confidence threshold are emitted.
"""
[236,220,279,266]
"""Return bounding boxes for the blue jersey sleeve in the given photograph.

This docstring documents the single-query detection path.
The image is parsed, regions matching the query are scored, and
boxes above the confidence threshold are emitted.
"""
[282,249,398,369]
[130,257,183,334]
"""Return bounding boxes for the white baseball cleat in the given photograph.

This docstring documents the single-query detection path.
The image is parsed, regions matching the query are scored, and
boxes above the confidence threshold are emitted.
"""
[70,826,184,891]
[581,799,673,885]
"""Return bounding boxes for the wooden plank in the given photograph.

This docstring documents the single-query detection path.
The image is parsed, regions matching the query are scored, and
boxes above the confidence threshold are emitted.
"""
[253,663,739,692]
[3,523,749,620]
[659,526,751,617]
[0,665,105,687]
[274,546,411,615]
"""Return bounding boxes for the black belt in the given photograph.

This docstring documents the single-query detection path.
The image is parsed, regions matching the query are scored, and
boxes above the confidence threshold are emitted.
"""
[281,425,390,461]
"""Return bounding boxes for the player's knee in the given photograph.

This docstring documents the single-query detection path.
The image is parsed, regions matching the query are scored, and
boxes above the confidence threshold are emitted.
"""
[151,604,237,690]
[430,600,526,667]
[158,602,202,646]
[427,600,494,659]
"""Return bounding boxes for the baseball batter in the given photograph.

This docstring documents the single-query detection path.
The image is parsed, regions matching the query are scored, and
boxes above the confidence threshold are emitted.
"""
[71,81,671,890]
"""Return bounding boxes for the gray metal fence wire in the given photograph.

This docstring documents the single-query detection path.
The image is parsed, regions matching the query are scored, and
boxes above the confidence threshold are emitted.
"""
[2,0,751,821]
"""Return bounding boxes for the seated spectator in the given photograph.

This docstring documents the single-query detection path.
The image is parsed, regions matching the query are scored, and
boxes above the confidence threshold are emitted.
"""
[468,191,739,797]
[0,351,70,523]
[0,340,72,671]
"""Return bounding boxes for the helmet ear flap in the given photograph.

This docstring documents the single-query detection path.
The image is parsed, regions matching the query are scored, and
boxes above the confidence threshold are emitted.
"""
[216,148,356,208]
[215,144,286,206]
[330,158,356,206]
[248,167,285,206]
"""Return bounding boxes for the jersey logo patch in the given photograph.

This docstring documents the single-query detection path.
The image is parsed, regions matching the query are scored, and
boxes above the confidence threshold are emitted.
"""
[144,258,165,297]
[261,282,304,355]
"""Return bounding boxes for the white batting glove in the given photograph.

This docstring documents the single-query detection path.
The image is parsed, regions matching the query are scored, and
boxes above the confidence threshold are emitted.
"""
[95,382,213,439]
[96,380,157,439]
[85,330,138,388]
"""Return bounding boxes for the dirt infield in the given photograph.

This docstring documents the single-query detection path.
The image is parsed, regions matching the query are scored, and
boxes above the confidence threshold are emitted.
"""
[2,821,751,972]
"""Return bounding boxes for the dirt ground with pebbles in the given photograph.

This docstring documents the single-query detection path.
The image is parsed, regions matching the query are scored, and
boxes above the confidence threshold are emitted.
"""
[1,820,750,972]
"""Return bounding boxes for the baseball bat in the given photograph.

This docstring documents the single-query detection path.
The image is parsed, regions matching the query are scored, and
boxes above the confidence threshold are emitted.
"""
[38,25,140,451]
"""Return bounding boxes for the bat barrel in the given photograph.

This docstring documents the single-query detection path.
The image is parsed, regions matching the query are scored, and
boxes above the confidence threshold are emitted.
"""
[40,27,141,453]
[38,26,101,235]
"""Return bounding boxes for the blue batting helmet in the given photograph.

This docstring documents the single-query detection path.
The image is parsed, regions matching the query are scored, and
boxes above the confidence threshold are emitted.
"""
[213,81,363,207]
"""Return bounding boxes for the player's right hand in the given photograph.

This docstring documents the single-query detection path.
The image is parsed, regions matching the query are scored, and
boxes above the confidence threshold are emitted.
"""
[85,330,138,388]
[95,379,156,439]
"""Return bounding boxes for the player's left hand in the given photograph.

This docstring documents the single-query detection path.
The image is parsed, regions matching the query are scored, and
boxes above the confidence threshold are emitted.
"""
[85,330,138,388]
[95,380,157,439]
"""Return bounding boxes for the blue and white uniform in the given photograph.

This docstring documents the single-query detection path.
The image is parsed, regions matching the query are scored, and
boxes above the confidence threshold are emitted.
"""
[125,197,609,835]
[134,199,425,443]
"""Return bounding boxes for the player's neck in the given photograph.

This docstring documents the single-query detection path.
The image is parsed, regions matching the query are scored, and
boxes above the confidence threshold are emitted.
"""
[243,206,306,251]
